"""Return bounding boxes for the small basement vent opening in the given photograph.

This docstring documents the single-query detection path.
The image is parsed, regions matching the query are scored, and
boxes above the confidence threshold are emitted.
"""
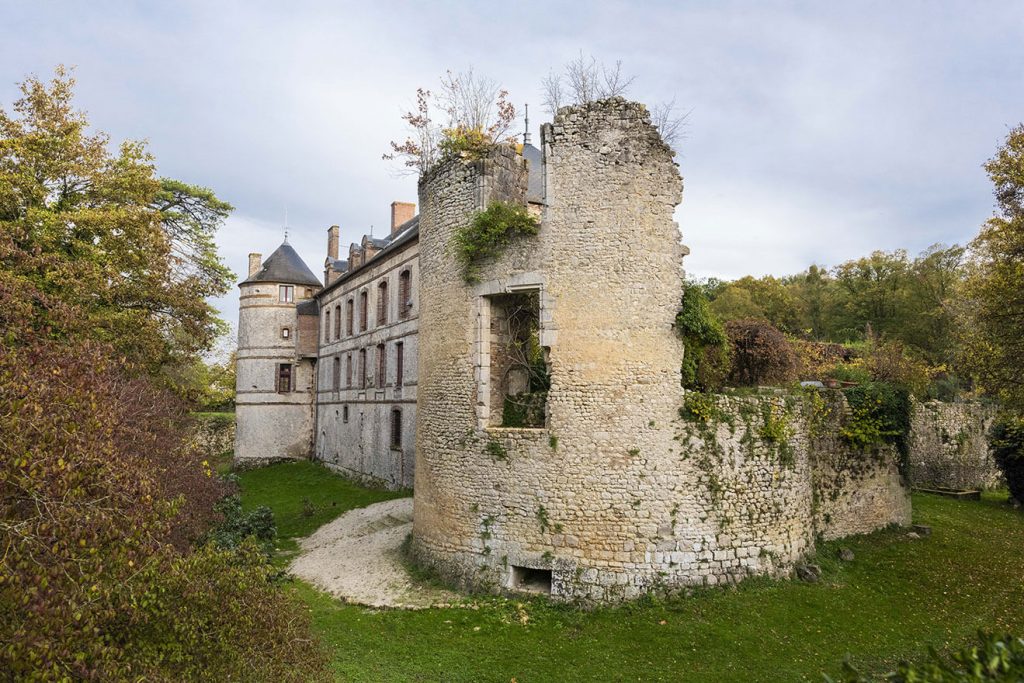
[511,566,552,594]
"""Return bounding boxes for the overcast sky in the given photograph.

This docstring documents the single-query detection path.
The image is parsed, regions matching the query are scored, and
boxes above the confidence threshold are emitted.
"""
[3,1,1023,339]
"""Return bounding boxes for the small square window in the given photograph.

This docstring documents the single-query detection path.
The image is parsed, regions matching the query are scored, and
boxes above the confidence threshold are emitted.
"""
[281,327,291,339]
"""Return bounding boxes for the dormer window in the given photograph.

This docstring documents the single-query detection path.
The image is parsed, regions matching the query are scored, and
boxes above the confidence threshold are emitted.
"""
[279,285,294,303]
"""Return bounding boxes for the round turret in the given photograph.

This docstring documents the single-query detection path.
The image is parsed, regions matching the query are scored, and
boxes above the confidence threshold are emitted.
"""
[235,240,322,467]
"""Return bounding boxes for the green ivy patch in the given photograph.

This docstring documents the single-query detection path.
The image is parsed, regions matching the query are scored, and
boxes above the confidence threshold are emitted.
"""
[456,201,540,283]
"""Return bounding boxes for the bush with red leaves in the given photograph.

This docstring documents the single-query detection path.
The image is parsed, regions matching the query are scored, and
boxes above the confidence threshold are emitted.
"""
[726,319,798,386]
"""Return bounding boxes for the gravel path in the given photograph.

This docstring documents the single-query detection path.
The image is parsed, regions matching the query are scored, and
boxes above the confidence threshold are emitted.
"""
[289,497,459,609]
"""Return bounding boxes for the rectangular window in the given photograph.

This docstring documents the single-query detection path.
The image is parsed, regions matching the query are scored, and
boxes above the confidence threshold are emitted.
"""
[399,270,412,319]
[346,299,354,336]
[279,285,294,303]
[281,327,290,339]
[377,280,389,326]
[346,353,353,388]
[485,291,548,428]
[323,311,330,342]
[332,356,341,391]
[334,304,341,339]
[390,409,402,449]
[395,342,404,388]
[377,343,386,388]
[358,348,367,388]
[342,405,349,423]
[277,363,293,393]
[359,291,368,332]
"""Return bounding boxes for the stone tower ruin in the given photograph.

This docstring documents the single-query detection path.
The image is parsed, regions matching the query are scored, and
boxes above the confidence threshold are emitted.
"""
[411,98,692,600]
[410,97,909,602]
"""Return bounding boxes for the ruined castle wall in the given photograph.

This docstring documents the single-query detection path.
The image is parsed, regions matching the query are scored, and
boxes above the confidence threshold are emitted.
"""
[412,99,909,603]
[908,400,1001,490]
[677,392,910,565]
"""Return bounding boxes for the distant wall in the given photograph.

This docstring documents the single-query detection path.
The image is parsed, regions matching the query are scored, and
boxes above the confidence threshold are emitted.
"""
[189,413,236,461]
[908,400,1001,490]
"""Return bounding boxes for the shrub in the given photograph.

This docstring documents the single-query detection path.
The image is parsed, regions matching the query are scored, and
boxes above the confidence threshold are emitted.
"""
[206,494,277,557]
[676,282,730,391]
[827,632,1024,682]
[989,416,1024,505]
[840,382,913,473]
[455,201,540,282]
[0,321,327,679]
[725,319,798,386]
[681,391,721,423]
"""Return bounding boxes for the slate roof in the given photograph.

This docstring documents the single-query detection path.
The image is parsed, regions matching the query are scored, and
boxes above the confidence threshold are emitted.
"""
[296,299,320,315]
[241,240,322,287]
[523,142,545,203]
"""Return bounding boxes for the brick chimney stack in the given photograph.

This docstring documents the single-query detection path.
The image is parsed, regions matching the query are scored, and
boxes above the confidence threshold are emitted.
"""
[390,201,415,235]
[248,253,262,276]
[327,225,340,260]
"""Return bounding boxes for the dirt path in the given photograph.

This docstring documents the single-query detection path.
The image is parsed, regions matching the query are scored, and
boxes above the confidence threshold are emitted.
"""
[289,497,460,609]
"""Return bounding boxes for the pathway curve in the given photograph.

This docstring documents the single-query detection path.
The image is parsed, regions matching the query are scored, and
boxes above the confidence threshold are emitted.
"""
[290,497,460,609]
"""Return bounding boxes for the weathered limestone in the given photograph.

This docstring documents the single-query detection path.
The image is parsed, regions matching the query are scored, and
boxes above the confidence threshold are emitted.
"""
[908,399,1001,490]
[411,99,910,603]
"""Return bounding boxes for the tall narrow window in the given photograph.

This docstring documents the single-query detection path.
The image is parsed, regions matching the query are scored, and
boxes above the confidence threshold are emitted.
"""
[334,304,341,339]
[390,409,402,449]
[277,363,293,393]
[324,310,331,342]
[399,270,412,319]
[346,299,354,336]
[359,291,368,332]
[358,348,367,388]
[377,280,388,326]
[376,343,386,388]
[395,342,404,388]
[345,353,352,388]
[332,356,341,391]
[279,285,294,303]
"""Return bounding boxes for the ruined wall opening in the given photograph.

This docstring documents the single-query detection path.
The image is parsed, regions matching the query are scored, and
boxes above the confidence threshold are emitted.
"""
[510,566,552,594]
[485,290,549,428]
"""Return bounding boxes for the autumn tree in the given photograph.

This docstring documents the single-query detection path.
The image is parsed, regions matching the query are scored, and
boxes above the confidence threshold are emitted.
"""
[0,67,234,386]
[384,68,516,174]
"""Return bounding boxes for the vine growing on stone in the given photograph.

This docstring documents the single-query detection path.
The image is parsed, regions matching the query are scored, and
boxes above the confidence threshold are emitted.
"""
[456,201,540,283]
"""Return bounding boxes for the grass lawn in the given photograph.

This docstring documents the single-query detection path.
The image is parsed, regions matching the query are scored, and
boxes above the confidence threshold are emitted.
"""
[239,462,1024,682]
[237,461,407,555]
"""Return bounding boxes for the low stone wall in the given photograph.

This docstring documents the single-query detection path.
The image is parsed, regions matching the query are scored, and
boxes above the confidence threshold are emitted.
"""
[908,400,1001,490]
[412,389,910,603]
[189,413,236,462]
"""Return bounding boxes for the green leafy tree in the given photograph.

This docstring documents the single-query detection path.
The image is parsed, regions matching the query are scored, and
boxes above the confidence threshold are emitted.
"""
[0,67,234,386]
[959,125,1024,411]
[676,281,729,390]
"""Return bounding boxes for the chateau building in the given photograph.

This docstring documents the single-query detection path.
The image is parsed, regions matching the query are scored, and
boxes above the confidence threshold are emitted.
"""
[236,98,910,602]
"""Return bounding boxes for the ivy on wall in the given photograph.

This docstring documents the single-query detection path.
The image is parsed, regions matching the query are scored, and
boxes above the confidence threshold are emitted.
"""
[455,201,539,283]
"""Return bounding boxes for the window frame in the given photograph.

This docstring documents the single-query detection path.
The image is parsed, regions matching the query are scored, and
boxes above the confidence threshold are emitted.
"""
[276,363,293,393]
[279,285,294,303]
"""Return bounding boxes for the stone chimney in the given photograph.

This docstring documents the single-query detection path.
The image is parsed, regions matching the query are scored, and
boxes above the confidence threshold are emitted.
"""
[248,253,262,276]
[327,225,340,260]
[391,201,415,235]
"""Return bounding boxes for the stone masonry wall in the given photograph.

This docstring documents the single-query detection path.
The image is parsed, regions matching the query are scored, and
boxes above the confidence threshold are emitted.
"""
[908,399,1001,490]
[411,99,911,603]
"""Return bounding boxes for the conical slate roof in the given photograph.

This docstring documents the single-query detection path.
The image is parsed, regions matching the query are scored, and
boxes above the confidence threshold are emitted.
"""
[241,240,322,287]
